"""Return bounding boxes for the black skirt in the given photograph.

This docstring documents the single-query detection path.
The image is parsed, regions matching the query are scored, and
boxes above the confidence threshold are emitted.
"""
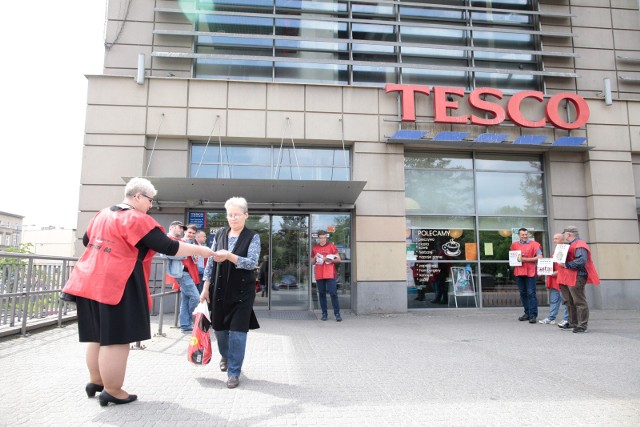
[76,260,151,346]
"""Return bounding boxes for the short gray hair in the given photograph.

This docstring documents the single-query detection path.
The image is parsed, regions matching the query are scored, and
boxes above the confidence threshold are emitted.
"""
[124,177,157,198]
[563,225,580,236]
[225,196,248,213]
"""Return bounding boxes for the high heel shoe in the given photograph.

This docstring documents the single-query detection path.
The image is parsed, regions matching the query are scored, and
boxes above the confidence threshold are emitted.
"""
[98,390,138,407]
[85,383,104,398]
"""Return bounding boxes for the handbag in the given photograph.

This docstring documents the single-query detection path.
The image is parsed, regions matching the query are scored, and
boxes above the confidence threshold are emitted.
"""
[60,291,77,302]
[187,301,212,365]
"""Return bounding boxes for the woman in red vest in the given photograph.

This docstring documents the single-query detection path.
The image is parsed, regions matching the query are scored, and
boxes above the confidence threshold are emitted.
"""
[62,177,215,406]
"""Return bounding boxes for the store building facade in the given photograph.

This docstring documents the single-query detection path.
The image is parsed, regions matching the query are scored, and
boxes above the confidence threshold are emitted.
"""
[77,0,640,313]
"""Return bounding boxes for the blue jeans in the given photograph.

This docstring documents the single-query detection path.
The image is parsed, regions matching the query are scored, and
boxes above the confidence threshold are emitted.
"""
[215,330,247,377]
[515,275,538,318]
[317,278,340,316]
[197,268,204,294]
[177,272,200,331]
[547,288,569,321]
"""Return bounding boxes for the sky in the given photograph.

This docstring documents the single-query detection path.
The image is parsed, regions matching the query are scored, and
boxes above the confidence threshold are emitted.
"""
[0,1,107,230]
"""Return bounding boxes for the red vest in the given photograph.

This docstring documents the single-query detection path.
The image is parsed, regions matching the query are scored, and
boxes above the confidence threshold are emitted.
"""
[546,262,559,290]
[510,240,541,277]
[557,239,600,287]
[312,242,338,280]
[166,237,200,290]
[63,207,161,307]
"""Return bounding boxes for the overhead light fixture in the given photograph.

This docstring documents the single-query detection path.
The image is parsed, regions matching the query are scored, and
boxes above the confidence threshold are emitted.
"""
[405,197,420,210]
[449,229,463,239]
[603,77,612,105]
[135,53,145,85]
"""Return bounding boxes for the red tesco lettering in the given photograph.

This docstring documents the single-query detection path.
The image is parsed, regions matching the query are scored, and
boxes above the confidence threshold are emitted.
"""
[385,85,590,130]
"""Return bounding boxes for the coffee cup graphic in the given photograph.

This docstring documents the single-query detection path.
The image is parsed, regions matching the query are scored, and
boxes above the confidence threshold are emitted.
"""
[442,239,461,256]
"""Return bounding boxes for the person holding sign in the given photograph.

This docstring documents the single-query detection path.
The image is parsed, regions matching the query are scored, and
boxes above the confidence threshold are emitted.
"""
[510,228,542,323]
[311,230,342,322]
[556,226,600,333]
[538,233,569,326]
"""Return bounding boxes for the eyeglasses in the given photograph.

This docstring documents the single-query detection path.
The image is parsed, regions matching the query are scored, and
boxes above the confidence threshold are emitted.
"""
[140,194,154,203]
[226,213,246,220]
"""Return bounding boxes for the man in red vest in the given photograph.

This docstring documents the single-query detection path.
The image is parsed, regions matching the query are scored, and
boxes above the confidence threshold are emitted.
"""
[311,230,342,322]
[557,225,600,333]
[510,228,542,323]
[166,221,201,333]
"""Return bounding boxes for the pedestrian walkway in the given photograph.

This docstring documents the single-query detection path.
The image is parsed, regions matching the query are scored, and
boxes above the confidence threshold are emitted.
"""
[1,308,639,426]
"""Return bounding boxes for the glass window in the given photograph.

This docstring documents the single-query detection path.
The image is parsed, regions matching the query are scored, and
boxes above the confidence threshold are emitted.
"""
[193,0,544,90]
[405,152,474,215]
[191,144,351,181]
[475,154,542,171]
[478,218,546,261]
[406,217,478,309]
[405,169,475,215]
[275,62,348,85]
[195,59,272,81]
[404,152,548,309]
[476,172,545,215]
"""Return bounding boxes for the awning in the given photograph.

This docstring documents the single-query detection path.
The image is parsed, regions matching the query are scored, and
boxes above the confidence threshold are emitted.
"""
[125,177,367,210]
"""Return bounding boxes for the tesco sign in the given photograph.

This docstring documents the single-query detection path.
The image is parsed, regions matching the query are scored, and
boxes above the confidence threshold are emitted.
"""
[385,85,590,131]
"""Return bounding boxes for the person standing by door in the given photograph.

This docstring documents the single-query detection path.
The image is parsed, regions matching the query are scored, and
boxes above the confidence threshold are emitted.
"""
[258,255,270,297]
[311,230,342,322]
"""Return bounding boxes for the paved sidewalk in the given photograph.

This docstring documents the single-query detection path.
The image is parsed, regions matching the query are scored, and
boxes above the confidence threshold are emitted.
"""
[1,308,639,426]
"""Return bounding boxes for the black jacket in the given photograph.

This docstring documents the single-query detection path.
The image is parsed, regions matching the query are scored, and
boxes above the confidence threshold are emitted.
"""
[209,227,260,332]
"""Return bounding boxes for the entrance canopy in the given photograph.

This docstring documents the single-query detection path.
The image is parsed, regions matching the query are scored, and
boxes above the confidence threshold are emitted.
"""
[126,177,367,210]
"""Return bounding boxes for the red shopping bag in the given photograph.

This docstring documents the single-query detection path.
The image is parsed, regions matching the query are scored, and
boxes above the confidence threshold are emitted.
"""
[187,302,212,365]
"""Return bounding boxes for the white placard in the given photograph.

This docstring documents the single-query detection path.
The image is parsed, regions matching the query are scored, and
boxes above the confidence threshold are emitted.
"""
[537,258,554,276]
[553,244,569,264]
[509,250,522,266]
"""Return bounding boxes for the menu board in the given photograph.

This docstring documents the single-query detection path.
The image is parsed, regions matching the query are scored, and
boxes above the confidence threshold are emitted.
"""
[406,229,466,261]
[406,228,471,284]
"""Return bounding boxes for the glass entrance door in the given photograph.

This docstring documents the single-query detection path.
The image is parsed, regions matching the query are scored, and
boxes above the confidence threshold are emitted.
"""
[252,214,310,310]
[203,210,350,311]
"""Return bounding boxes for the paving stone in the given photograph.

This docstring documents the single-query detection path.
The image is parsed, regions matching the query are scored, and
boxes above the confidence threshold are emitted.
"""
[0,309,639,426]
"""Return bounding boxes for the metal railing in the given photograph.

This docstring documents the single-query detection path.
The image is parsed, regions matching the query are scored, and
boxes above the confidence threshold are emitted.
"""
[0,252,181,339]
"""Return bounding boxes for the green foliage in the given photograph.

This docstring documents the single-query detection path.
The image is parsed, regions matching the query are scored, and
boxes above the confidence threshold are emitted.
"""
[0,243,34,267]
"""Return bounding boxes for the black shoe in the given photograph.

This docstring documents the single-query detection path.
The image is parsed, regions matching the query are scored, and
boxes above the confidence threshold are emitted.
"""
[98,391,137,407]
[321,313,328,321]
[529,317,537,324]
[335,313,342,322]
[227,376,240,389]
[219,358,228,372]
[573,326,587,333]
[85,383,104,398]
[558,322,576,330]
[518,315,530,321]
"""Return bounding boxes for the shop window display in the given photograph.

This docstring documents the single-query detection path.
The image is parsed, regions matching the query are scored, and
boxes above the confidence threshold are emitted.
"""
[405,152,548,309]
